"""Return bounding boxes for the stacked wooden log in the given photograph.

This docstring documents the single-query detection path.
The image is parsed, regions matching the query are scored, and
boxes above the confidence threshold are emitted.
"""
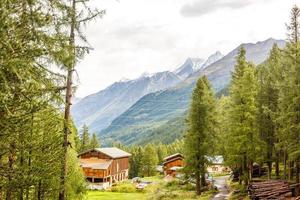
[248,180,292,200]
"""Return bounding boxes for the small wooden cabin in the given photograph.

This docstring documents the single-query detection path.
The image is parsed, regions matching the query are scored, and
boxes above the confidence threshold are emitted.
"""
[78,147,131,186]
[163,153,184,176]
[207,156,230,173]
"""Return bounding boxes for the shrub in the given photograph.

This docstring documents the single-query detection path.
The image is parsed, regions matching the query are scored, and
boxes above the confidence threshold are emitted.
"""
[111,183,136,193]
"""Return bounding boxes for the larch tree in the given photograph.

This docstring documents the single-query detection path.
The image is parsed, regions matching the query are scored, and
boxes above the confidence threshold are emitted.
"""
[90,133,101,149]
[141,144,159,177]
[257,44,282,179]
[80,125,91,152]
[227,47,259,185]
[184,76,216,195]
[277,4,300,191]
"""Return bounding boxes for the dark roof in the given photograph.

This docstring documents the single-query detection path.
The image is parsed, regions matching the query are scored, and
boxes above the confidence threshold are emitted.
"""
[163,153,183,161]
[163,155,183,165]
[78,147,131,159]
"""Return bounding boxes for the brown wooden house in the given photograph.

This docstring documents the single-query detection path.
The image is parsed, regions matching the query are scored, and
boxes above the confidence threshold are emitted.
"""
[78,147,131,186]
[163,153,184,176]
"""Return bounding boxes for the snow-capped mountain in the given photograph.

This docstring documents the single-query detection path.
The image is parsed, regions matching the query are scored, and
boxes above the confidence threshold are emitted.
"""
[174,58,205,79]
[174,51,223,79]
[201,51,223,69]
[71,71,182,133]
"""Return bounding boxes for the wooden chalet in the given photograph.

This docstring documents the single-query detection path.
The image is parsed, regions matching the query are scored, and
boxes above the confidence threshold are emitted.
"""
[78,147,131,186]
[207,156,230,173]
[163,153,184,176]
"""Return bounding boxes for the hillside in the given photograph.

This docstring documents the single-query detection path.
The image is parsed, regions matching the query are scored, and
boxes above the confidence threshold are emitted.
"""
[100,38,285,145]
[72,71,182,133]
[72,52,222,133]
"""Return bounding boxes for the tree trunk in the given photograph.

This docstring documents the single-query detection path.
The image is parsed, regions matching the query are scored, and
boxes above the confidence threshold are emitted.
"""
[267,161,272,180]
[296,161,300,195]
[6,142,16,200]
[275,151,280,179]
[290,161,295,181]
[37,181,42,200]
[284,149,287,180]
[59,0,76,199]
[239,166,243,185]
[201,169,206,189]
[195,170,201,195]
[249,160,253,182]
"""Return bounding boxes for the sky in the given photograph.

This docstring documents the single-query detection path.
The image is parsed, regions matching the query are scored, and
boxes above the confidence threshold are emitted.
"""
[76,0,296,97]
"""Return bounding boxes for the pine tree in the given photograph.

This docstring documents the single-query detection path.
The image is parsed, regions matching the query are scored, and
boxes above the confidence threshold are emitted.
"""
[80,125,91,152]
[141,144,159,177]
[184,76,216,195]
[129,146,144,178]
[277,4,300,191]
[257,44,282,179]
[286,5,300,43]
[157,144,168,164]
[226,47,259,185]
[90,133,100,149]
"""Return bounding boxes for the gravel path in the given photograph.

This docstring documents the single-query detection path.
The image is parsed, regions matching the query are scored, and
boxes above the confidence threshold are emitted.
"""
[211,176,230,200]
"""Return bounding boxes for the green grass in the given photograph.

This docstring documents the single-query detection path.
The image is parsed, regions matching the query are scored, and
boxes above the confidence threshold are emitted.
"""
[211,172,230,177]
[87,191,146,200]
[141,175,164,182]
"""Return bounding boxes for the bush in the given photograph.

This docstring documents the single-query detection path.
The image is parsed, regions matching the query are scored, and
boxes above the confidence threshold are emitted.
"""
[165,180,180,188]
[111,183,136,193]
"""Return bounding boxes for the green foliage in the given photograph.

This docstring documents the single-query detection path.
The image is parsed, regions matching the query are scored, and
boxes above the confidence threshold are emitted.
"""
[224,47,259,184]
[141,144,159,177]
[80,125,91,152]
[90,133,101,149]
[0,0,103,198]
[184,76,217,194]
[111,183,137,193]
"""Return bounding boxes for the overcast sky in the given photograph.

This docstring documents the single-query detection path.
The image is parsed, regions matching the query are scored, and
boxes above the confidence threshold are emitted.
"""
[75,0,296,97]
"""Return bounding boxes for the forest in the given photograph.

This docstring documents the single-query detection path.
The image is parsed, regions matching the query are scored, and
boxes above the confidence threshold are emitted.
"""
[0,0,299,199]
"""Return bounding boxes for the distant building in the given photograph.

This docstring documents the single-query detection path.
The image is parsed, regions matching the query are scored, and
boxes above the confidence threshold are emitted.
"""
[207,156,230,173]
[162,153,184,176]
[78,147,131,187]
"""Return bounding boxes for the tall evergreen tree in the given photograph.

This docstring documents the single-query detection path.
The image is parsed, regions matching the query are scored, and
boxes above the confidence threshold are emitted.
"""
[257,44,282,179]
[141,144,159,177]
[226,47,259,185]
[90,133,100,149]
[80,125,91,152]
[184,76,216,195]
[277,4,300,191]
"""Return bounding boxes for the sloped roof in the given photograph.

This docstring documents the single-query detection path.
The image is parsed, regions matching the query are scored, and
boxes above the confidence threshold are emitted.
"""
[78,147,131,159]
[95,147,131,158]
[80,159,112,170]
[163,153,183,161]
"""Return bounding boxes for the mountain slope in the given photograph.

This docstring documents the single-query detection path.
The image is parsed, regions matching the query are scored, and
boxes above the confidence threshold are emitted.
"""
[101,38,285,145]
[72,71,182,133]
[72,51,222,133]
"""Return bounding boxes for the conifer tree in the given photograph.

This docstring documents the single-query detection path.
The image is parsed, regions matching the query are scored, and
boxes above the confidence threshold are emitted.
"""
[277,4,300,190]
[184,76,216,195]
[90,133,100,149]
[257,44,282,179]
[226,47,259,185]
[80,125,91,152]
[129,147,144,178]
[141,144,159,177]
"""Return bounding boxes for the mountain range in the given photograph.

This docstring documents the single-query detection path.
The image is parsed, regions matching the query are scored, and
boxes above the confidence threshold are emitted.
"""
[72,51,222,133]
[72,38,285,146]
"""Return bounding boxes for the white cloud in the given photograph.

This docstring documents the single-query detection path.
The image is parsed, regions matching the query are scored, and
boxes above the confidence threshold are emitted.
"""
[75,0,296,97]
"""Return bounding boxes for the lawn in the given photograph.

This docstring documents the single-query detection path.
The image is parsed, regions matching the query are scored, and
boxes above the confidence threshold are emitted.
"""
[87,191,146,200]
